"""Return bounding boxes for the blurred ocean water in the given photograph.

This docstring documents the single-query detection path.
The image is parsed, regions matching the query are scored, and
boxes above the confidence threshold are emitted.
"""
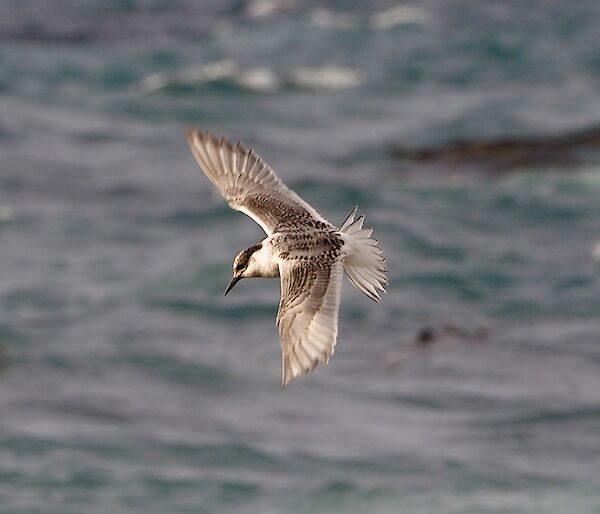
[1,1,600,513]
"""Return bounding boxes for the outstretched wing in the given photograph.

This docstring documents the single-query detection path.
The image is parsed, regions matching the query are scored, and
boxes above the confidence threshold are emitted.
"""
[277,256,344,387]
[187,129,330,234]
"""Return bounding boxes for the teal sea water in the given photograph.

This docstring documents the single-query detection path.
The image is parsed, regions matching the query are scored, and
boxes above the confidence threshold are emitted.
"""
[1,1,600,512]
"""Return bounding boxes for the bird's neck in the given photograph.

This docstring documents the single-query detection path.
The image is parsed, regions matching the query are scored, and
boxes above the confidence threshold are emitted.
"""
[246,243,279,278]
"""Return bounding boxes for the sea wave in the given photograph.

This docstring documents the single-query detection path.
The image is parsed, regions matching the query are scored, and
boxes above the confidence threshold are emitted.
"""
[286,67,364,91]
[592,241,600,262]
[308,5,431,31]
[309,8,357,29]
[0,204,15,222]
[370,5,431,30]
[138,62,363,93]
[138,60,237,93]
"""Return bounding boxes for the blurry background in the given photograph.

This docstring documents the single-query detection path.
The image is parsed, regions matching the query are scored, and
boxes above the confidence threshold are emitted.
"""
[1,1,600,513]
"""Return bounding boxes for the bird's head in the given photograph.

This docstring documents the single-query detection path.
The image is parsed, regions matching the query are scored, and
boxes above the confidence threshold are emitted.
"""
[224,244,262,296]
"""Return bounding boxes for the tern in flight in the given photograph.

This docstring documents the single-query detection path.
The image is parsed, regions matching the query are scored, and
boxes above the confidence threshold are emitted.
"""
[187,130,387,386]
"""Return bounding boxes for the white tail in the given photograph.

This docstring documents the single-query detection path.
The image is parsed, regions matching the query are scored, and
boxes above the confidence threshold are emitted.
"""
[339,207,387,302]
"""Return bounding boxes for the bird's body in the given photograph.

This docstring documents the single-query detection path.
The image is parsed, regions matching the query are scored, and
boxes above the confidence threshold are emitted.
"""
[187,130,387,386]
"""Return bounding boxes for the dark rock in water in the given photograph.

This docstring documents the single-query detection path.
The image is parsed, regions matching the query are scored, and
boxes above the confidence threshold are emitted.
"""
[391,125,600,172]
[383,323,489,373]
[416,326,436,347]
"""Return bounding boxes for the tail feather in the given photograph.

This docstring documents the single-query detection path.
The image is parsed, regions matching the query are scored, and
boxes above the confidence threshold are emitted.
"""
[340,207,387,302]
[340,205,358,230]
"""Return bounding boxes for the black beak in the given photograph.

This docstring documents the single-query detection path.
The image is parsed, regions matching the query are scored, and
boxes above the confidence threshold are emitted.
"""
[224,275,241,296]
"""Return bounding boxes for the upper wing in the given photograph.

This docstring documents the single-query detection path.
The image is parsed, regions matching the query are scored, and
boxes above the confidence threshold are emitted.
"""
[187,129,330,234]
[276,256,344,387]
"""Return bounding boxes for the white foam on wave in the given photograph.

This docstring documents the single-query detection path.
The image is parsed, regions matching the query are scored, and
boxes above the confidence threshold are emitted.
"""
[242,0,296,19]
[177,60,236,83]
[370,5,431,30]
[139,61,363,93]
[0,204,15,222]
[139,60,237,93]
[233,67,280,92]
[309,8,357,29]
[592,242,600,262]
[577,166,600,187]
[286,66,363,91]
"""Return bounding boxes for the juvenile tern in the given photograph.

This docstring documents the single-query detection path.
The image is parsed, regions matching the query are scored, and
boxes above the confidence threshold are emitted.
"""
[187,130,387,386]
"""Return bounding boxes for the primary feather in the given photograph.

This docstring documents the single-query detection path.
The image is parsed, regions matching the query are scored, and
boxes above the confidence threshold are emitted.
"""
[187,130,328,234]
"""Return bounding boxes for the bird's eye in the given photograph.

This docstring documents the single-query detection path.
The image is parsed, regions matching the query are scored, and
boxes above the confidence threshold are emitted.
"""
[235,263,244,271]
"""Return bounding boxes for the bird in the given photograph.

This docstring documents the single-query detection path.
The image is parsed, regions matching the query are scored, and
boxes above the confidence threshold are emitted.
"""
[187,129,387,387]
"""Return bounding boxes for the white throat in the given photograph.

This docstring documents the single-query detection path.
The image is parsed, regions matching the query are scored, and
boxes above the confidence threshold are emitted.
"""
[245,242,279,278]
